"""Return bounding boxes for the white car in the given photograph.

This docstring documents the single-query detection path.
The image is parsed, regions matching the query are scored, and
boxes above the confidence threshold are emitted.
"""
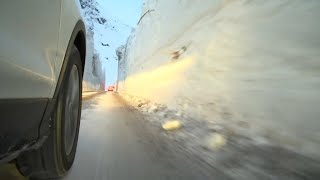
[0,1,86,179]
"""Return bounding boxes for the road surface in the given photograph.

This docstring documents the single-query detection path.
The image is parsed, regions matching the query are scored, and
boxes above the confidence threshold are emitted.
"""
[0,93,225,180]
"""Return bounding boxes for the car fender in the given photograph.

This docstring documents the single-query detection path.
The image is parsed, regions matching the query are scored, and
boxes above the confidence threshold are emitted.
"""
[49,0,86,98]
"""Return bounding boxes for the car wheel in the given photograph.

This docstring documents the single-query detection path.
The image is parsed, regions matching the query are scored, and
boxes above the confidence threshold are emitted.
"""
[16,45,83,179]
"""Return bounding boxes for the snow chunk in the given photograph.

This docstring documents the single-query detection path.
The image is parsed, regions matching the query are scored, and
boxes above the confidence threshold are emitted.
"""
[205,133,227,150]
[148,105,158,113]
[162,120,183,131]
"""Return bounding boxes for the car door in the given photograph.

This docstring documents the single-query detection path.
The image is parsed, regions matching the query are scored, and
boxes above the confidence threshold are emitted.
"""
[0,0,61,99]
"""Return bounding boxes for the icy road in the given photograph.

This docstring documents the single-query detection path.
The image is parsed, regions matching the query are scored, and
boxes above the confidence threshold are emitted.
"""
[0,92,225,180]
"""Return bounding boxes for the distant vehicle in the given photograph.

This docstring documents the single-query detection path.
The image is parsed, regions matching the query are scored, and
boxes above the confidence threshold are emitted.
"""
[0,1,86,179]
[108,86,115,91]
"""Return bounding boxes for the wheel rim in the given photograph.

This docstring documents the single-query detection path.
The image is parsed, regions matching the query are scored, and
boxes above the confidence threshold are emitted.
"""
[64,65,80,156]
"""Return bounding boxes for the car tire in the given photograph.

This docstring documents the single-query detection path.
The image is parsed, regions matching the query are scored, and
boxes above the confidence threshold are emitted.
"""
[16,45,83,179]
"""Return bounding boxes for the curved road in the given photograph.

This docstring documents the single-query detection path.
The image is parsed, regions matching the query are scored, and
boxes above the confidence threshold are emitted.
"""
[0,93,225,180]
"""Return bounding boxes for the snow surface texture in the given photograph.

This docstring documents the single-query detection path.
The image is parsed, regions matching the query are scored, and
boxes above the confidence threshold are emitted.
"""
[121,94,320,180]
[118,0,320,158]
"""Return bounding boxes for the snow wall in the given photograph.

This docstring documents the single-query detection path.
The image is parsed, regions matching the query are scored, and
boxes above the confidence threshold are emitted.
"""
[82,29,105,91]
[118,0,320,157]
[80,0,105,91]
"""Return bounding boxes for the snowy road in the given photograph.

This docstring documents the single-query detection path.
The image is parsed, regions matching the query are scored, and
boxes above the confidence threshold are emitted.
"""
[0,93,226,180]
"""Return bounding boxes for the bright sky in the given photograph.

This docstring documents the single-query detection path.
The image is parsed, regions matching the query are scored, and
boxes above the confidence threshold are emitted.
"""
[99,0,143,27]
[97,0,143,86]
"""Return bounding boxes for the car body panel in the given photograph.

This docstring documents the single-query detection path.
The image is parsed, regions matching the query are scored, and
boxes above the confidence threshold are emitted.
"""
[50,0,84,97]
[0,99,48,163]
[0,0,86,163]
[0,0,61,99]
[0,0,85,99]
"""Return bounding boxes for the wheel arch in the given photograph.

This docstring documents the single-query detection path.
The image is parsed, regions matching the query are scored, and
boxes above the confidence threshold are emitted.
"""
[54,20,86,99]
[73,26,86,73]
[38,20,86,138]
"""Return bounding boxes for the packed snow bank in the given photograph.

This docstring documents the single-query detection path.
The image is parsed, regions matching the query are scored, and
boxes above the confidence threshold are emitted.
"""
[80,0,105,91]
[121,94,320,180]
[82,29,105,91]
[118,0,320,157]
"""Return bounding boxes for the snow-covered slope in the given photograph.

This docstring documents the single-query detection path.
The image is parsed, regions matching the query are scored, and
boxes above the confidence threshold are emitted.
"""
[80,0,133,88]
[119,0,320,157]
